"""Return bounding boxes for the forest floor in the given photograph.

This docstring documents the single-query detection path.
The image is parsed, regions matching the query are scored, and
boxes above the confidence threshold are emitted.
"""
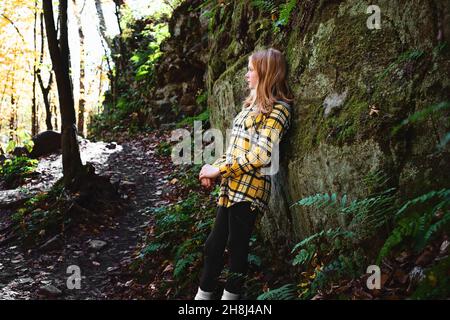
[0,130,181,299]
[2,128,447,300]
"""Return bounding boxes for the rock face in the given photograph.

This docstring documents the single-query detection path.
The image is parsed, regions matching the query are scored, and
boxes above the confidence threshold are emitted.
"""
[147,0,209,125]
[202,1,450,244]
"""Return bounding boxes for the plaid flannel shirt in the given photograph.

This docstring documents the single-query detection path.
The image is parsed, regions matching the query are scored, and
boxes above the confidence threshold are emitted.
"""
[211,101,291,214]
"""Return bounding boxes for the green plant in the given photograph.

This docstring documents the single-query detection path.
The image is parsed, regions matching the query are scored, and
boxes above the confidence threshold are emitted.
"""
[289,173,398,297]
[274,0,297,29]
[4,129,34,154]
[377,188,450,264]
[0,156,39,187]
[195,90,208,106]
[251,0,277,13]
[156,140,172,157]
[411,255,450,299]
[257,283,297,300]
[391,101,450,137]
[137,192,215,295]
[251,0,298,32]
[176,109,210,128]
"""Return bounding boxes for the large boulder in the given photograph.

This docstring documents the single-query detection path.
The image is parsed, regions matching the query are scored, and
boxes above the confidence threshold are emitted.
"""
[205,0,450,244]
[12,131,61,159]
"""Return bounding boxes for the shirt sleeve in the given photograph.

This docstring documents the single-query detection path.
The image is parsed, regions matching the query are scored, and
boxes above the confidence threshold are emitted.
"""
[211,153,227,169]
[218,104,291,179]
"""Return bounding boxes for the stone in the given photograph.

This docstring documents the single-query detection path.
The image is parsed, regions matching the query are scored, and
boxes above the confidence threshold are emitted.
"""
[28,130,62,159]
[38,284,62,297]
[323,89,348,118]
[106,142,117,149]
[88,240,108,251]
[409,266,426,284]
[120,181,136,189]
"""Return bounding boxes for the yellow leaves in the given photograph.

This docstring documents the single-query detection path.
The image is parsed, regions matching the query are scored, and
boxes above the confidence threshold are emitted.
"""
[298,281,309,288]
[427,272,437,287]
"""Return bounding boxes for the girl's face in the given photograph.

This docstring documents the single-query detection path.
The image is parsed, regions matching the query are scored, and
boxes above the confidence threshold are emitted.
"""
[245,59,258,89]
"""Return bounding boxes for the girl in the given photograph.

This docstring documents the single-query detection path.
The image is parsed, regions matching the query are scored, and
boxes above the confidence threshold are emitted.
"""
[195,48,293,300]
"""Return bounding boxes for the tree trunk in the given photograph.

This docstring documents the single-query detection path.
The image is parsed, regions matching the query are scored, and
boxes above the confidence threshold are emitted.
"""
[113,0,126,73]
[32,0,38,136]
[94,0,115,112]
[72,0,86,137]
[42,0,83,189]
[8,60,18,142]
[37,11,54,131]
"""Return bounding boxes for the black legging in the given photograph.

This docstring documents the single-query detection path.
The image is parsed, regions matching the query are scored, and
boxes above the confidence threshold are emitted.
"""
[199,201,258,295]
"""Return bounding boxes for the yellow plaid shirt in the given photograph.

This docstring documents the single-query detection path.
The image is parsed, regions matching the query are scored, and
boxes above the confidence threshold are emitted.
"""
[211,101,291,214]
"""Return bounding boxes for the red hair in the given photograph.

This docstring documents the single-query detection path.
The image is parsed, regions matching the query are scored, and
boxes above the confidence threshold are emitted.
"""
[243,48,294,114]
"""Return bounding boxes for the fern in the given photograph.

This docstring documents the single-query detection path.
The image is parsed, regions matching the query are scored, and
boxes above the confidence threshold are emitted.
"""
[392,101,450,136]
[250,0,298,32]
[257,283,297,300]
[248,253,262,267]
[396,188,450,219]
[437,132,450,150]
[378,189,450,263]
[141,242,166,256]
[292,247,316,266]
[174,253,198,279]
[290,192,349,209]
[251,0,277,13]
[275,0,297,27]
[290,183,398,298]
[424,210,450,244]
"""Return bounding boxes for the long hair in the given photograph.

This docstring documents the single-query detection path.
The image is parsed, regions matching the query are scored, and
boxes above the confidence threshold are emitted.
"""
[243,48,294,114]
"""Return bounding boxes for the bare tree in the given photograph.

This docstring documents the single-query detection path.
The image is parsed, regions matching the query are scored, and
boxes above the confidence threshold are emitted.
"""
[32,0,38,136]
[71,0,86,137]
[42,0,83,189]
[37,10,54,131]
[94,0,115,111]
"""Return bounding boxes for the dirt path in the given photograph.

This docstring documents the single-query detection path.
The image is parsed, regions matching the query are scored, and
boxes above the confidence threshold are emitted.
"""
[0,131,173,299]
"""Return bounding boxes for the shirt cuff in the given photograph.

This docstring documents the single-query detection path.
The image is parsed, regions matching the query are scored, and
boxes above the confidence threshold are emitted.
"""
[219,163,231,178]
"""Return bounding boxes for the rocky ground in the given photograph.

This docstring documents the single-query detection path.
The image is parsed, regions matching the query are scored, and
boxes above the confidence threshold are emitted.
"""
[0,131,175,300]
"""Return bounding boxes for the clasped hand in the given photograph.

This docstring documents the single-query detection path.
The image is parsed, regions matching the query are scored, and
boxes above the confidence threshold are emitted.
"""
[199,164,220,189]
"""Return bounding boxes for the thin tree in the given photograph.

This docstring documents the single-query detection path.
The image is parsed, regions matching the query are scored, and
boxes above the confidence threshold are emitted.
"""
[37,10,54,131]
[71,0,86,137]
[94,0,115,111]
[32,0,39,136]
[42,0,83,189]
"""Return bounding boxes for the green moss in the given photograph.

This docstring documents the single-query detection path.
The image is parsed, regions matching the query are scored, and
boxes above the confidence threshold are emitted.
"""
[307,97,368,149]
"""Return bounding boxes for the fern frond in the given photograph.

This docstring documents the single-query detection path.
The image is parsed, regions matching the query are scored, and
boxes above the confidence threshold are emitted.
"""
[424,210,450,245]
[392,101,450,135]
[251,0,277,13]
[437,132,450,150]
[257,283,297,300]
[291,192,346,209]
[396,189,450,219]
[174,253,198,278]
[276,0,297,26]
[377,214,420,263]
